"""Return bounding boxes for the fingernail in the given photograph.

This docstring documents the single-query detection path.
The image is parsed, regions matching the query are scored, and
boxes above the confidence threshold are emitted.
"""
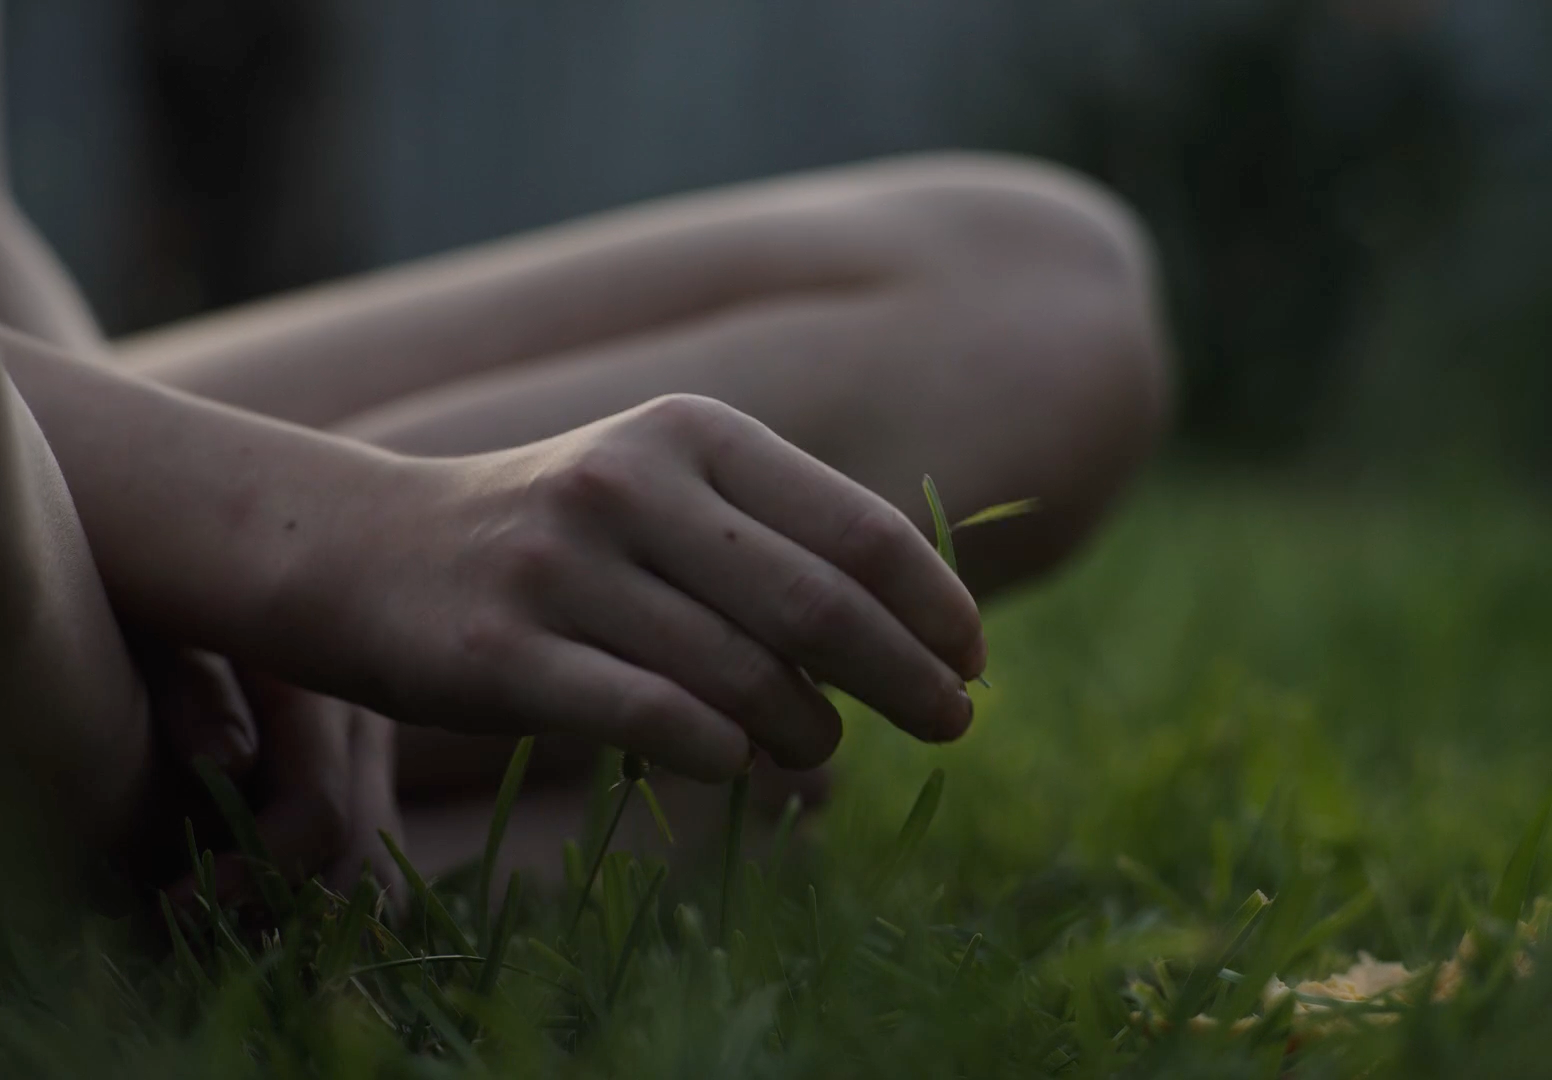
[963,634,989,683]
[939,688,974,742]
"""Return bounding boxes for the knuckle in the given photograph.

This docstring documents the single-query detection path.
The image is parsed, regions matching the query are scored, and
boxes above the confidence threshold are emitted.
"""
[453,606,520,678]
[778,569,852,646]
[503,526,570,586]
[638,393,734,442]
[544,448,636,515]
[718,637,789,711]
[832,505,910,575]
[614,681,680,748]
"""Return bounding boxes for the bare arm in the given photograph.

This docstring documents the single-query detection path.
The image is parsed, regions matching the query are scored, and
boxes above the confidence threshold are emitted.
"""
[2,326,397,670]
[6,328,984,779]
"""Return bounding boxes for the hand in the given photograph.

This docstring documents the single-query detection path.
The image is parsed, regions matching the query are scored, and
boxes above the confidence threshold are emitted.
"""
[318,394,985,781]
[142,654,404,909]
[208,672,405,902]
[124,645,259,893]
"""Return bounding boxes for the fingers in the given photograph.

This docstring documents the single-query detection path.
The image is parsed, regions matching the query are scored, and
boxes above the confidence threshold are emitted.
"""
[168,679,407,914]
[555,563,843,770]
[146,648,259,777]
[505,637,750,782]
[634,481,974,744]
[232,672,353,886]
[694,406,987,679]
[327,709,407,904]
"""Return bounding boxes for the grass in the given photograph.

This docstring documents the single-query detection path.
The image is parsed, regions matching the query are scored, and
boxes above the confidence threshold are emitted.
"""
[3,467,1552,1077]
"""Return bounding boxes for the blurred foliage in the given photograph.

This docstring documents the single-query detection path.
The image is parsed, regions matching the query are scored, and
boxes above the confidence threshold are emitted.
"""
[13,0,1548,467]
[4,473,1552,1076]
[998,0,1552,468]
[835,468,1552,919]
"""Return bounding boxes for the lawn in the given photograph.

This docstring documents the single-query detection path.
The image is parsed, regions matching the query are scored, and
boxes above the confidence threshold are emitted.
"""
[4,468,1551,1078]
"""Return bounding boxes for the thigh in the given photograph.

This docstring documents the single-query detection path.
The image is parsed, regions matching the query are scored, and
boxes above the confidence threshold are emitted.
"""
[120,153,1167,797]
[122,152,1164,591]
[0,366,152,855]
[118,152,1162,445]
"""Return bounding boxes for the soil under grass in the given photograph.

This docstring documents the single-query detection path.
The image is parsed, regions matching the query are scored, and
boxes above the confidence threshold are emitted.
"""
[3,468,1550,1078]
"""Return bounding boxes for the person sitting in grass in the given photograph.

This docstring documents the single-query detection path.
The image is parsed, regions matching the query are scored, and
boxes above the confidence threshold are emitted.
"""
[0,125,1168,906]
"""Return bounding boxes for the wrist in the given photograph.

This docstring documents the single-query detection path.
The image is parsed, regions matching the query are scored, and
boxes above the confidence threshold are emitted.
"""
[264,447,448,706]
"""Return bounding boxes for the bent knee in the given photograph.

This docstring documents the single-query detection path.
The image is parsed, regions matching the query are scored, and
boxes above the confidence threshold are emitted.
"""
[850,152,1159,301]
[854,153,1171,450]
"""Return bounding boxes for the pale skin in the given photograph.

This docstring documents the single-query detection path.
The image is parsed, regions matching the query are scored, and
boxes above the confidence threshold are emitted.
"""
[0,146,1167,893]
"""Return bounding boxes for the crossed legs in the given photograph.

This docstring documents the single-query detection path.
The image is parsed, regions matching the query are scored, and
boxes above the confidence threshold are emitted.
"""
[119,152,1169,873]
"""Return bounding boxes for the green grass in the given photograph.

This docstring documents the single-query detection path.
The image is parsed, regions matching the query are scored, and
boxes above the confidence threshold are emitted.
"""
[3,469,1552,1077]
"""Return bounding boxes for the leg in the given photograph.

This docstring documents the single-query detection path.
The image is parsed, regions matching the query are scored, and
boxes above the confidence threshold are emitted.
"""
[122,153,1168,596]
[120,153,1168,877]
[0,362,152,865]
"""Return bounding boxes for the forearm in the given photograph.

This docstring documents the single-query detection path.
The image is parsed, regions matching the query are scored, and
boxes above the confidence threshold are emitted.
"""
[1,326,404,685]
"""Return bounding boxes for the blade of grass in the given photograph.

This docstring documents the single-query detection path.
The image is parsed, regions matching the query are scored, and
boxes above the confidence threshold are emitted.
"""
[476,737,533,953]
[635,778,676,847]
[601,853,630,956]
[870,768,945,896]
[1218,890,1274,967]
[765,794,803,883]
[1220,873,1317,1020]
[183,819,239,958]
[336,954,491,980]
[808,884,823,963]
[339,953,568,1000]
[527,939,587,990]
[192,757,292,921]
[921,477,994,689]
[527,937,604,1017]
[675,904,709,955]
[563,840,585,894]
[1168,889,1272,1024]
[402,985,480,1070]
[1490,791,1552,924]
[605,864,667,1009]
[378,830,477,967]
[197,851,253,968]
[364,909,415,961]
[1287,888,1376,967]
[721,769,750,947]
[951,498,1039,530]
[158,892,210,993]
[566,779,634,941]
[183,818,208,898]
[948,932,983,990]
[320,870,380,983]
[478,871,522,997]
[921,474,957,576]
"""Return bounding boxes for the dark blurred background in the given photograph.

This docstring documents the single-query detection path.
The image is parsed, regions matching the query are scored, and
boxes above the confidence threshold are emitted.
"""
[6,0,1550,471]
